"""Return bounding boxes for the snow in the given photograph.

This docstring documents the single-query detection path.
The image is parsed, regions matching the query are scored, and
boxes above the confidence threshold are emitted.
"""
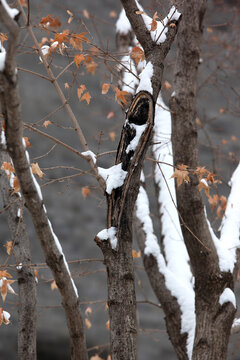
[0,43,6,72]
[48,219,79,297]
[1,129,6,145]
[219,163,240,270]
[16,263,22,270]
[119,54,139,94]
[81,150,96,164]
[126,123,147,153]
[135,2,181,44]
[116,8,132,35]
[136,61,153,94]
[97,227,118,249]
[0,277,16,294]
[135,94,195,358]
[1,0,19,19]
[98,163,127,194]
[219,288,236,308]
[200,178,208,187]
[136,184,195,359]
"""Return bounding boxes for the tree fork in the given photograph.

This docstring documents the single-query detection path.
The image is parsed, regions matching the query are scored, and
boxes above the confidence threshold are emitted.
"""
[95,91,154,360]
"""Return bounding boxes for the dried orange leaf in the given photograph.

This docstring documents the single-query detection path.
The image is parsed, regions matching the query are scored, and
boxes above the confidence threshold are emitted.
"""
[85,306,92,316]
[132,249,141,258]
[171,165,190,187]
[102,83,110,95]
[20,0,27,7]
[107,111,114,119]
[106,320,110,331]
[77,84,86,100]
[43,120,51,128]
[4,241,13,256]
[74,54,85,68]
[85,60,97,75]
[51,280,58,291]
[109,132,116,142]
[80,92,91,104]
[136,10,145,15]
[85,318,92,329]
[198,179,209,197]
[131,46,145,65]
[54,30,70,45]
[70,33,89,51]
[31,163,44,179]
[65,82,69,89]
[40,15,61,29]
[0,271,12,279]
[0,33,8,44]
[208,194,219,210]
[12,177,20,194]
[23,137,31,147]
[231,135,237,142]
[67,10,73,23]
[194,166,209,180]
[115,89,129,105]
[83,9,90,19]
[82,186,91,198]
[1,162,14,174]
[164,81,171,91]
[150,19,158,32]
[109,10,117,18]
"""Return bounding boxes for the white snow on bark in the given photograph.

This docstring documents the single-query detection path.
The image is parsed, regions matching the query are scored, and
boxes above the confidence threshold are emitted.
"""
[136,184,195,359]
[116,8,132,35]
[126,123,147,154]
[219,287,236,308]
[81,150,97,164]
[151,94,195,358]
[1,0,19,19]
[0,42,6,72]
[0,129,6,145]
[134,1,181,44]
[231,318,240,334]
[208,163,240,273]
[118,54,139,94]
[220,163,240,270]
[98,163,127,194]
[97,227,118,249]
[136,61,153,94]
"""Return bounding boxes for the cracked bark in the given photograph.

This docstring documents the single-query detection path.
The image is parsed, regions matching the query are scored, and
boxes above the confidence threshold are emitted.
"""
[170,0,236,358]
[0,4,87,359]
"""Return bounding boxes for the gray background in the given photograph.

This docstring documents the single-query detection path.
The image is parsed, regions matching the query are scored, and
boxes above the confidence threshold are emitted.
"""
[0,0,240,359]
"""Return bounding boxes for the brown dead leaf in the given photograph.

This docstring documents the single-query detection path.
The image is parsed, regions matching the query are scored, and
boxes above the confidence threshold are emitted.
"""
[31,163,44,179]
[85,318,92,329]
[194,166,209,180]
[198,179,209,197]
[80,92,91,104]
[0,279,16,302]
[74,54,85,68]
[65,83,69,89]
[4,241,13,256]
[109,132,116,142]
[132,249,141,258]
[23,137,31,148]
[70,33,89,51]
[82,186,91,198]
[109,10,117,18]
[51,280,58,291]
[231,135,237,142]
[208,194,219,210]
[67,10,73,24]
[171,164,190,187]
[83,9,90,19]
[115,88,129,105]
[43,120,52,128]
[131,46,145,65]
[40,15,61,29]
[164,81,171,91]
[85,306,92,317]
[106,320,110,331]
[107,111,114,120]
[102,83,110,95]
[0,33,8,44]
[1,162,14,175]
[0,271,12,279]
[77,84,86,100]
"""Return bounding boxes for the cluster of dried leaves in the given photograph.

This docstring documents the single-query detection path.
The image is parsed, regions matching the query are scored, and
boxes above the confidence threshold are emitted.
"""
[171,164,226,219]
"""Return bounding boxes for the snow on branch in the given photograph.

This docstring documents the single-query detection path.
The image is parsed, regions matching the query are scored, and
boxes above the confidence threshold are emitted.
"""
[231,318,240,335]
[1,0,19,20]
[136,182,195,359]
[220,163,240,269]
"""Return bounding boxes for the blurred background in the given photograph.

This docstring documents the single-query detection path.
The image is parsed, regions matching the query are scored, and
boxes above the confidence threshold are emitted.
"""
[0,0,240,359]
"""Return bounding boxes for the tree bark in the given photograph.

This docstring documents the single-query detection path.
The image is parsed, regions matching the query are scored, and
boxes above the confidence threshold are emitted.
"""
[96,91,154,360]
[170,1,236,358]
[0,147,37,360]
[0,4,87,359]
